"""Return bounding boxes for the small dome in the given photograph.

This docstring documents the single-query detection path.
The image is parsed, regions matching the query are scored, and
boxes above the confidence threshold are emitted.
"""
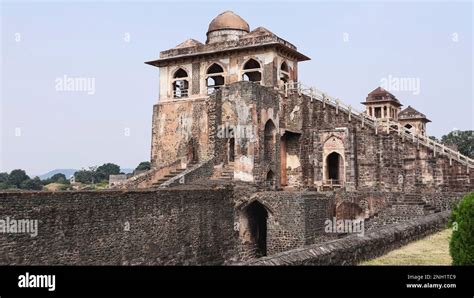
[207,11,250,33]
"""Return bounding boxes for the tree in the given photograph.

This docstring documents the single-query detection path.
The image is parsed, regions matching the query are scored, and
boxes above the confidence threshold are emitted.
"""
[441,130,474,158]
[50,173,67,183]
[0,172,9,183]
[135,161,151,172]
[74,169,95,184]
[8,169,29,188]
[96,163,121,182]
[42,173,69,185]
[449,192,474,265]
[20,177,43,190]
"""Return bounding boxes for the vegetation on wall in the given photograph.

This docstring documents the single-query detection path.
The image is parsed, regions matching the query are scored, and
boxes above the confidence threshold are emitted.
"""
[449,192,474,265]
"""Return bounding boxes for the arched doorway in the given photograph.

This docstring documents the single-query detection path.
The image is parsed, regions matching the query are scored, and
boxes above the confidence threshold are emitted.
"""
[280,131,301,187]
[326,152,344,185]
[266,170,275,188]
[240,201,268,257]
[227,128,235,163]
[264,120,276,162]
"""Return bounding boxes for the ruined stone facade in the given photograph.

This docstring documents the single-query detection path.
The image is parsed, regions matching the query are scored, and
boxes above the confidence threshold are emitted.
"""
[142,11,473,193]
[1,11,471,266]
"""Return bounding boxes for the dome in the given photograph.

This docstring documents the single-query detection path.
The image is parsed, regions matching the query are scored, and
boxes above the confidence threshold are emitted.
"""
[207,11,250,33]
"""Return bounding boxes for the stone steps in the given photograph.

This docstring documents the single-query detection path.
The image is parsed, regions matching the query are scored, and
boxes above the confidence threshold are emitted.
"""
[152,162,198,187]
[215,162,234,181]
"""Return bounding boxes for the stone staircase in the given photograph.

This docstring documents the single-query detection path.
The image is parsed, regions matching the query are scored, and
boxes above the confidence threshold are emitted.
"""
[151,161,198,187]
[215,162,234,181]
[365,195,441,230]
[283,82,474,169]
[397,194,441,214]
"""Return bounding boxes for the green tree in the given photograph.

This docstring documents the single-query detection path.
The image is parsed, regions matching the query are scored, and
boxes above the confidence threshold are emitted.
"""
[449,192,474,265]
[50,173,67,183]
[135,161,151,171]
[20,177,43,190]
[42,173,69,185]
[0,172,9,183]
[441,130,474,158]
[8,169,29,188]
[96,163,120,182]
[74,169,95,184]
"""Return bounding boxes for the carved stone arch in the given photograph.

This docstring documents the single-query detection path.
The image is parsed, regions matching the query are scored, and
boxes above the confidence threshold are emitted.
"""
[237,198,274,216]
[322,134,344,147]
[171,66,190,98]
[279,60,290,85]
[238,199,270,258]
[206,62,226,94]
[322,135,346,186]
[335,201,364,220]
[172,66,190,78]
[241,57,263,83]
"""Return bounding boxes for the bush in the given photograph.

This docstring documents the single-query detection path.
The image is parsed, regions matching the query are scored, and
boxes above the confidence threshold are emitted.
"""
[449,192,474,265]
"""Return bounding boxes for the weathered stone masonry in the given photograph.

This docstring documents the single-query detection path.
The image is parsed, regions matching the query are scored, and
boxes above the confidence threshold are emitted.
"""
[0,188,237,265]
[2,11,472,266]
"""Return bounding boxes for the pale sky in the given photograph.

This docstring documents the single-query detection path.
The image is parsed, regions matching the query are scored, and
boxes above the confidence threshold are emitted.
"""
[1,0,473,176]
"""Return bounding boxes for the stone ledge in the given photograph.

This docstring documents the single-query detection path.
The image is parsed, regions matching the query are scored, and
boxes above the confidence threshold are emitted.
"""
[241,211,450,266]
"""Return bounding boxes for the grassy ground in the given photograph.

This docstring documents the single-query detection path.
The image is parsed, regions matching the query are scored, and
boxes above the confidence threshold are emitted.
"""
[360,229,452,265]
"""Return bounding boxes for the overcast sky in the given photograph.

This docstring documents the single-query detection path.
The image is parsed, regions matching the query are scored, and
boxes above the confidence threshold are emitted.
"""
[1,0,472,176]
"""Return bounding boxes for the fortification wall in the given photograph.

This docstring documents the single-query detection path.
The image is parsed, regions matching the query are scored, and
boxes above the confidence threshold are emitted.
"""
[283,91,473,192]
[0,187,466,265]
[0,188,237,265]
[244,211,450,265]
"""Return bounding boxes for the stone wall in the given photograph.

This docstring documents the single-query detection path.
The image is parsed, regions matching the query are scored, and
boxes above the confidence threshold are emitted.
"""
[240,192,333,256]
[0,188,237,265]
[150,98,210,168]
[281,90,473,193]
[243,211,450,265]
[210,82,281,185]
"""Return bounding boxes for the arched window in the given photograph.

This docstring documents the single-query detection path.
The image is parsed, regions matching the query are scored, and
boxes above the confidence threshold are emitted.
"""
[404,124,413,134]
[242,58,262,83]
[206,63,225,94]
[280,61,289,85]
[172,68,189,98]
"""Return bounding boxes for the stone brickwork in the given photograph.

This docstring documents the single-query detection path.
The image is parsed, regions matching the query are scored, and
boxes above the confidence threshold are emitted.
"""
[243,211,450,265]
[0,188,237,265]
[0,187,467,265]
[281,90,474,192]
[236,192,334,257]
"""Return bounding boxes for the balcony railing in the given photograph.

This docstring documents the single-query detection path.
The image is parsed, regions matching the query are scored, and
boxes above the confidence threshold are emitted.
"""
[173,89,189,98]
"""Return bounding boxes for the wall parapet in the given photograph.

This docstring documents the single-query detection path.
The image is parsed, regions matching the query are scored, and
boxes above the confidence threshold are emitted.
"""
[241,211,450,266]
